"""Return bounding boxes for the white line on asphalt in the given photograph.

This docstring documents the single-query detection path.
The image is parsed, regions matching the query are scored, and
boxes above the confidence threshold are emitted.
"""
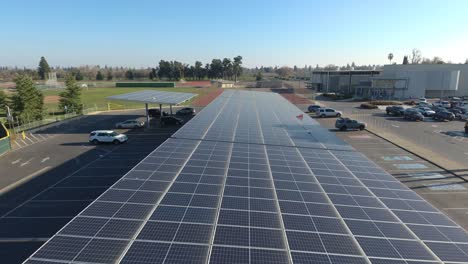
[30,134,40,141]
[20,139,28,146]
[0,166,51,195]
[431,125,438,128]
[11,159,21,164]
[443,208,468,210]
[391,124,400,128]
[41,157,50,163]
[25,136,35,144]
[20,158,34,167]
[37,134,46,140]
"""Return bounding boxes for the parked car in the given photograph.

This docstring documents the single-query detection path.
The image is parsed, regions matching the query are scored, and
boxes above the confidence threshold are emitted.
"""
[414,107,435,117]
[148,108,169,117]
[115,119,145,129]
[307,105,322,112]
[416,101,431,107]
[433,111,455,121]
[335,118,366,131]
[89,130,128,145]
[419,97,427,103]
[176,107,196,116]
[161,116,184,126]
[431,106,447,113]
[386,106,405,116]
[404,109,424,121]
[457,108,468,120]
[432,101,451,108]
[316,108,342,118]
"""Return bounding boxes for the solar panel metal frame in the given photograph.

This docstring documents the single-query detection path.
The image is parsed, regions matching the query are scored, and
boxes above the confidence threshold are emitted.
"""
[24,90,468,264]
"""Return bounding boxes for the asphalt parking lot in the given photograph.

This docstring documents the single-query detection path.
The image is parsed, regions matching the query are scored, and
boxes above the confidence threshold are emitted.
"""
[315,116,468,230]
[316,100,468,176]
[0,109,186,263]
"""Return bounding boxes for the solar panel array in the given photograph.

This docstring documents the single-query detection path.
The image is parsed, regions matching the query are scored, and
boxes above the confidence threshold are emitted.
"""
[25,90,468,264]
[107,90,197,105]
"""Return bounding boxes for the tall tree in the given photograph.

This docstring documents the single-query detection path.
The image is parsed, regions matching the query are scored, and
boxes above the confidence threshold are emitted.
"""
[403,56,409,65]
[0,90,6,109]
[96,71,104,81]
[210,59,223,79]
[11,75,44,122]
[125,70,134,80]
[233,56,243,82]
[59,74,83,113]
[411,49,422,64]
[106,71,113,80]
[38,56,51,80]
[222,58,233,80]
[388,53,394,64]
[194,61,203,80]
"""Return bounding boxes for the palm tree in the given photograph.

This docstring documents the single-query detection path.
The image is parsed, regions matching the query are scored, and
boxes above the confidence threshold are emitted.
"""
[388,53,394,64]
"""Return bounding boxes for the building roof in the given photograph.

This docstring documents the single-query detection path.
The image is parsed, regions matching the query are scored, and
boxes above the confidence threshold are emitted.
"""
[107,90,197,105]
[26,90,468,263]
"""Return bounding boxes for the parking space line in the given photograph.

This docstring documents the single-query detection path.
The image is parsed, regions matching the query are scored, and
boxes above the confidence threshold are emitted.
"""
[25,136,35,144]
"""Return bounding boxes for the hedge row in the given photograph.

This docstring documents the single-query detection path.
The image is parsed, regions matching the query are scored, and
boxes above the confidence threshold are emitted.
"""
[115,82,175,88]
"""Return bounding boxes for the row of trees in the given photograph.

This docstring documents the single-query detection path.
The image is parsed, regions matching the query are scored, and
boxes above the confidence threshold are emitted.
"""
[1,74,82,125]
[155,56,243,81]
[389,49,467,65]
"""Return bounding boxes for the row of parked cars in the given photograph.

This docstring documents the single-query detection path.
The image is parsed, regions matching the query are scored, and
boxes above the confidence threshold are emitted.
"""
[308,105,366,131]
[386,105,468,122]
[89,107,196,145]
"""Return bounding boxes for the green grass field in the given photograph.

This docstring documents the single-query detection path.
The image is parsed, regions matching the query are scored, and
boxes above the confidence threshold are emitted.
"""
[42,86,211,113]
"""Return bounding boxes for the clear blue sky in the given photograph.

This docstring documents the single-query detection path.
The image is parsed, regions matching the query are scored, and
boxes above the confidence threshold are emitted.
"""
[1,0,467,68]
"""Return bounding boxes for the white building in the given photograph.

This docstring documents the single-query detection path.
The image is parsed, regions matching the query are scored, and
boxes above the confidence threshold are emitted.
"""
[378,64,467,99]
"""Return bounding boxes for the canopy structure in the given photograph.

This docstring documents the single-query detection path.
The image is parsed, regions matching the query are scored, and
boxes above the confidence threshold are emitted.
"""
[107,90,197,128]
[107,90,196,105]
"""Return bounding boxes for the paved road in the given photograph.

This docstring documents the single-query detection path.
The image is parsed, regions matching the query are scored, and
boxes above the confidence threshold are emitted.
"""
[0,109,182,263]
[314,100,468,176]
[315,117,468,230]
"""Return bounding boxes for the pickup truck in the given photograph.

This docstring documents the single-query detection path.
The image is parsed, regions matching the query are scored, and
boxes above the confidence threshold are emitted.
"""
[386,106,405,116]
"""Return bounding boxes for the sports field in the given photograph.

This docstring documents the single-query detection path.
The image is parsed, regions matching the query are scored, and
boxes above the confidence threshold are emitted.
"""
[42,86,215,112]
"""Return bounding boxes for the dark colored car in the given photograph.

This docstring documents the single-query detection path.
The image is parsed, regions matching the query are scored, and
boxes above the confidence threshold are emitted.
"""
[307,105,322,112]
[335,118,366,131]
[148,108,169,117]
[161,116,184,126]
[403,109,424,121]
[386,106,405,116]
[433,111,455,121]
[176,107,196,116]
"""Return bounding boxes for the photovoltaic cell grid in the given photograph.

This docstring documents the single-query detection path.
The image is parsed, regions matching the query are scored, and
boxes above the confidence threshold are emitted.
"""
[107,90,197,105]
[25,90,468,264]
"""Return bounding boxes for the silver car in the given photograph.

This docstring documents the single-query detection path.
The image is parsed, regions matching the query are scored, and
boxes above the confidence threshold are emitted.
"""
[115,119,145,129]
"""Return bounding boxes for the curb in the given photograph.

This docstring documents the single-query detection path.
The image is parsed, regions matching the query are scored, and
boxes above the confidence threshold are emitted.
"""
[364,127,468,183]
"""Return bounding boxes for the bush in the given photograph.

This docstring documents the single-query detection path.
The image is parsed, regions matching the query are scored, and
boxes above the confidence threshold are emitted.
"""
[360,103,378,109]
[322,93,353,100]
[368,100,402,106]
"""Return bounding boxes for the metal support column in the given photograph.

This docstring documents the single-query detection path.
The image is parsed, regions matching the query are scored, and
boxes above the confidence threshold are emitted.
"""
[145,103,150,128]
[170,105,173,115]
[159,104,163,127]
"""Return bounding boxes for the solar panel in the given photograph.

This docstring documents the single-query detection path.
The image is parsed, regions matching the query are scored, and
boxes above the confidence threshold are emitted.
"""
[25,90,468,264]
[107,90,197,105]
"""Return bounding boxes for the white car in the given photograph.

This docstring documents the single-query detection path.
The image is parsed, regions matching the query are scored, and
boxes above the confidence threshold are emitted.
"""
[419,97,427,103]
[415,107,436,117]
[316,108,342,118]
[115,119,145,129]
[433,101,451,108]
[89,130,128,145]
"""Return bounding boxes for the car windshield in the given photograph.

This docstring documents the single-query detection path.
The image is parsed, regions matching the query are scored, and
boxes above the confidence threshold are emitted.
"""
[109,132,118,137]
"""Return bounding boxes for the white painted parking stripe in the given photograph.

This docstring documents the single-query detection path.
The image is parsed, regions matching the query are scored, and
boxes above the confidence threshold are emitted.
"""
[20,158,34,167]
[11,159,21,165]
[41,157,50,163]
[391,124,400,128]
[25,136,35,144]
